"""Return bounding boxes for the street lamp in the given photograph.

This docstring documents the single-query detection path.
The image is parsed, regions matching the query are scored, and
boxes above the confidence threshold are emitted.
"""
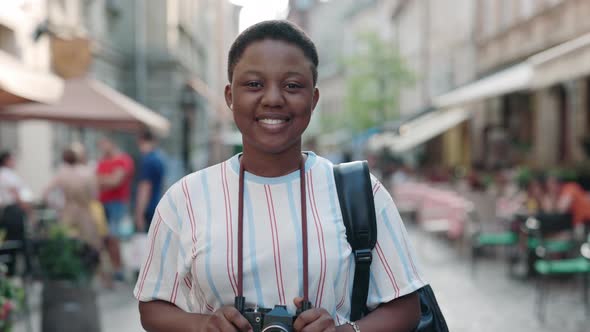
[179,83,197,173]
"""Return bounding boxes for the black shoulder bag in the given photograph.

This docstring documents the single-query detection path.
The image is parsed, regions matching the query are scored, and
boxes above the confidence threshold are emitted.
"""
[333,161,449,332]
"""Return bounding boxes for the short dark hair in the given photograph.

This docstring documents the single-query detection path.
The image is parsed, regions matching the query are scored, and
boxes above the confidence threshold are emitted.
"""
[62,148,77,165]
[227,20,319,85]
[139,128,156,142]
[0,150,12,167]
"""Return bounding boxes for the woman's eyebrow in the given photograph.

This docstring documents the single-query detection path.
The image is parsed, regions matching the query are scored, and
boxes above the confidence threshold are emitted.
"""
[284,71,305,78]
[240,70,263,76]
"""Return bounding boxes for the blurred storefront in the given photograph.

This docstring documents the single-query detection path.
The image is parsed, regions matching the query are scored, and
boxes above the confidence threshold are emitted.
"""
[367,0,590,173]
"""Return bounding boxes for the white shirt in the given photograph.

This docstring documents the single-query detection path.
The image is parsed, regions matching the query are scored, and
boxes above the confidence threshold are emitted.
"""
[133,152,426,324]
[0,166,28,207]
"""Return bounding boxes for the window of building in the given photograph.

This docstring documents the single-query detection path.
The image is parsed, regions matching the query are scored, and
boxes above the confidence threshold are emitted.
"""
[520,0,536,18]
[479,0,497,39]
[0,24,18,56]
[500,0,514,30]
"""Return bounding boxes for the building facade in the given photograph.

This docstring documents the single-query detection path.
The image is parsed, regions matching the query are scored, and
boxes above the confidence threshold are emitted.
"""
[474,0,590,167]
[0,0,239,196]
[0,0,59,195]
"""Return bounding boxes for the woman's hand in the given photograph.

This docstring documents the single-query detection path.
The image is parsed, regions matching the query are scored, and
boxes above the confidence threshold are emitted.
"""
[202,306,252,332]
[293,298,336,332]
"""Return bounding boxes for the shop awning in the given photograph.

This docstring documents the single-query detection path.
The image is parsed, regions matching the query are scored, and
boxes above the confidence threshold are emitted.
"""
[368,108,470,153]
[0,50,64,105]
[432,32,590,109]
[529,32,590,88]
[432,64,533,109]
[0,78,170,136]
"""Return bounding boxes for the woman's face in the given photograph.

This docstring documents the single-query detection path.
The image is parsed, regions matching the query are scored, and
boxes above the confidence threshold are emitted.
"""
[225,39,319,155]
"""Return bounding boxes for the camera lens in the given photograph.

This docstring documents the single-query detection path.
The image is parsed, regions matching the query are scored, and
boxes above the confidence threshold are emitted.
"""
[261,323,291,332]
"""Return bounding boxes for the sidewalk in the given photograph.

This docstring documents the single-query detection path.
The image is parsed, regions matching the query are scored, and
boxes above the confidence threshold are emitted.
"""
[408,225,588,332]
[13,282,142,332]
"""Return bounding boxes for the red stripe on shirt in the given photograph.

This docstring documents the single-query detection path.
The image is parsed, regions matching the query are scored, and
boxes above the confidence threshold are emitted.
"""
[223,163,238,290]
[308,171,327,308]
[375,242,400,297]
[170,272,179,303]
[191,265,215,313]
[181,179,198,258]
[184,275,192,290]
[336,259,351,310]
[221,163,238,296]
[372,182,380,195]
[264,185,286,305]
[137,215,163,297]
[267,185,287,305]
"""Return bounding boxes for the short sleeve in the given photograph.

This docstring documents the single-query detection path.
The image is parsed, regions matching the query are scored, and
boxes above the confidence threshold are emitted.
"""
[133,185,192,311]
[139,157,156,182]
[366,176,427,310]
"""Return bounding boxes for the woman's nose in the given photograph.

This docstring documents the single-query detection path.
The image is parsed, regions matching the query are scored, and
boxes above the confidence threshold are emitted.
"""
[261,85,284,108]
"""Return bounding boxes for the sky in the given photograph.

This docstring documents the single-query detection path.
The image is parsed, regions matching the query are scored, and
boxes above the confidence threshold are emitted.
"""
[228,0,290,32]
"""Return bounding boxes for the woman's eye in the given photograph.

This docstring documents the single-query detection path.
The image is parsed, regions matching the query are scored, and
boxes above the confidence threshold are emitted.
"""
[246,82,262,88]
[286,83,302,89]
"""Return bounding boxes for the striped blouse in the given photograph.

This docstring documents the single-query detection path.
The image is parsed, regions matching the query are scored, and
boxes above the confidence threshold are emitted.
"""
[133,152,426,324]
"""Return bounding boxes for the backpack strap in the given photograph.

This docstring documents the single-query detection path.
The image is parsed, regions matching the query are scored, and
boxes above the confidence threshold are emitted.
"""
[333,161,377,321]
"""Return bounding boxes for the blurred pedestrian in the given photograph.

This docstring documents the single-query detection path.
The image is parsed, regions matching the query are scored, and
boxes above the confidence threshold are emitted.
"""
[42,147,102,251]
[0,150,32,275]
[134,130,166,233]
[543,175,590,240]
[96,137,134,281]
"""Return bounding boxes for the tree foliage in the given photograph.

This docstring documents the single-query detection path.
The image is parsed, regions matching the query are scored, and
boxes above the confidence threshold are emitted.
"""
[341,32,414,132]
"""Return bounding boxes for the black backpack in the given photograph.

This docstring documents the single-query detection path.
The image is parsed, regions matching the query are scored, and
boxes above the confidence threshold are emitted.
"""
[333,161,449,332]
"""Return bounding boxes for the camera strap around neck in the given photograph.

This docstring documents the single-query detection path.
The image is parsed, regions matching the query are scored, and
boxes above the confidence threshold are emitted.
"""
[235,156,311,312]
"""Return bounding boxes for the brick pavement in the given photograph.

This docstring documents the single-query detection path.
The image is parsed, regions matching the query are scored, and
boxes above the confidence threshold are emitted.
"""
[13,227,588,332]
[407,225,589,332]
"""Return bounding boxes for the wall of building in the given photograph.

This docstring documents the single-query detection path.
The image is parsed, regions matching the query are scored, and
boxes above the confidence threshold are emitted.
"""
[0,0,56,196]
[476,0,590,73]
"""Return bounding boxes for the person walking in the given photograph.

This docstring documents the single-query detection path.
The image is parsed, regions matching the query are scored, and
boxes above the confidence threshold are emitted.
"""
[42,147,102,251]
[135,20,425,332]
[134,130,166,233]
[0,151,32,276]
[96,137,134,281]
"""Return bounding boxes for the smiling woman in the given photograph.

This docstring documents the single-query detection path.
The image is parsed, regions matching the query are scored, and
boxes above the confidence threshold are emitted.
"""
[134,20,425,332]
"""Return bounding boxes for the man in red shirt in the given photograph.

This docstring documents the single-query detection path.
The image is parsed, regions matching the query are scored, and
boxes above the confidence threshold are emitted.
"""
[96,137,134,281]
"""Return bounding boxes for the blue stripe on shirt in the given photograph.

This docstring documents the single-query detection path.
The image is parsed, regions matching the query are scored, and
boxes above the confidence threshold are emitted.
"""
[152,228,173,298]
[381,208,413,284]
[323,163,344,318]
[166,192,186,260]
[286,181,303,297]
[244,184,266,308]
[201,172,224,305]
[370,270,383,299]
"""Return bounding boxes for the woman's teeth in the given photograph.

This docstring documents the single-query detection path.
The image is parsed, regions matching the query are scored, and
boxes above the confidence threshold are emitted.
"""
[259,119,286,125]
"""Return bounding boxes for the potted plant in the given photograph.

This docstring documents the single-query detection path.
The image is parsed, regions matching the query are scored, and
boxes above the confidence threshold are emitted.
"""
[0,264,24,332]
[36,225,101,332]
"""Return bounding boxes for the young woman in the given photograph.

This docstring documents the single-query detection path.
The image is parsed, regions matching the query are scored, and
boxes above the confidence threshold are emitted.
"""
[135,20,426,332]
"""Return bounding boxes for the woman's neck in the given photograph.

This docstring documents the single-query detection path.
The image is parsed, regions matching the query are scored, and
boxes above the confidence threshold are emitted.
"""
[240,145,306,178]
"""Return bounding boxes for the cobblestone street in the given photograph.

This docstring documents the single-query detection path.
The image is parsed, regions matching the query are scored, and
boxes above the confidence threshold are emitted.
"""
[407,225,589,332]
[12,226,589,332]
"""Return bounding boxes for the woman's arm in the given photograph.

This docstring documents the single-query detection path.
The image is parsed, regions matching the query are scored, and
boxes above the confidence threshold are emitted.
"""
[139,300,205,332]
[139,300,252,332]
[339,292,420,332]
[294,291,420,332]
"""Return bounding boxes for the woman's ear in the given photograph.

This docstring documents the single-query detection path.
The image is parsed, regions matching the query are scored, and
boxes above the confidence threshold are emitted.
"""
[311,87,320,114]
[224,84,233,111]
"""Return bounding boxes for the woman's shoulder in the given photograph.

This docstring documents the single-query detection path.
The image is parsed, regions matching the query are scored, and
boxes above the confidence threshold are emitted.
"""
[166,161,227,195]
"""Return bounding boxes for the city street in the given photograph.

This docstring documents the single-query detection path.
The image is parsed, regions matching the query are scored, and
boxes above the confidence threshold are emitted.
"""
[407,225,588,332]
[14,282,142,332]
[12,225,588,332]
